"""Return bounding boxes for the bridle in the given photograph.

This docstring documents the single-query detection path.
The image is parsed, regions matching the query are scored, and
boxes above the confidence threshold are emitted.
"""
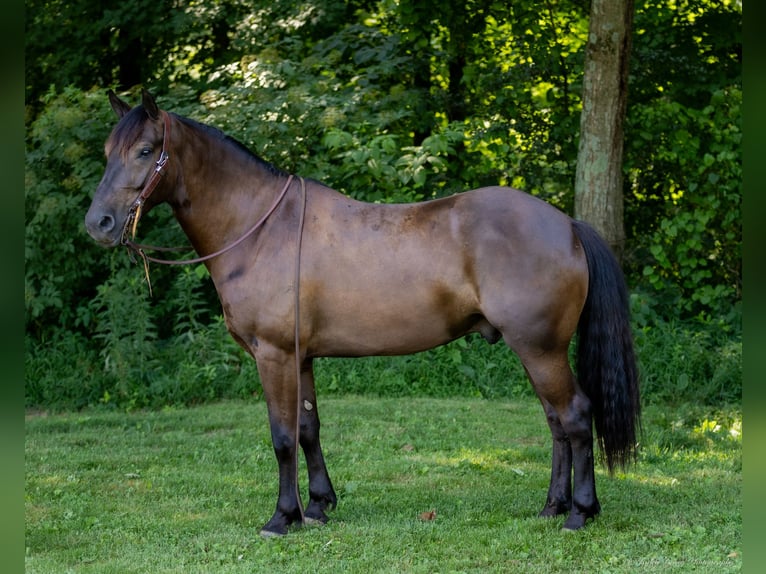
[120,110,300,292]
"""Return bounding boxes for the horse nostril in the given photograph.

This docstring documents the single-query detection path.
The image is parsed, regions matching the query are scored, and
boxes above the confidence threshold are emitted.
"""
[98,214,115,232]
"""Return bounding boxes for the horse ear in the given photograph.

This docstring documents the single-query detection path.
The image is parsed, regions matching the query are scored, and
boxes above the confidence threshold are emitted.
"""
[141,89,160,120]
[108,90,132,118]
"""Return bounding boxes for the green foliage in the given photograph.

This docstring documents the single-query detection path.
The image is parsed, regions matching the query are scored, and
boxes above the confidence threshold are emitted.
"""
[622,0,741,320]
[25,333,109,410]
[99,261,256,407]
[141,316,260,408]
[320,126,467,202]
[625,88,741,319]
[24,0,741,410]
[316,335,531,400]
[25,87,116,339]
[91,257,160,408]
[631,296,741,406]
[24,0,233,109]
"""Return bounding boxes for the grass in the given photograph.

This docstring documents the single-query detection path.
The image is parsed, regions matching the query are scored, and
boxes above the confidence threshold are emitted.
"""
[25,397,741,573]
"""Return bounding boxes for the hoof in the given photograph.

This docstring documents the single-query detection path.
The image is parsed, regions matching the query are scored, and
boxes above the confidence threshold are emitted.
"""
[305,495,334,525]
[561,516,587,531]
[260,511,327,537]
[259,512,296,538]
[538,499,571,518]
[260,517,324,536]
[304,508,329,526]
[561,502,600,531]
[259,528,286,539]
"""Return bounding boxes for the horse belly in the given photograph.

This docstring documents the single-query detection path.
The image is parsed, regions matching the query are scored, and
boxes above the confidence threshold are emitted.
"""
[313,315,462,357]
[307,269,477,358]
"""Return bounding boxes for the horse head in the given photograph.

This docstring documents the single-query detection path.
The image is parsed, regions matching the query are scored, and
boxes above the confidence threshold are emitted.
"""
[85,90,171,246]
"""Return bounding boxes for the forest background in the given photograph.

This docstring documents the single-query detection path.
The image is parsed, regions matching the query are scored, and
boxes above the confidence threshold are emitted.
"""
[24,0,741,411]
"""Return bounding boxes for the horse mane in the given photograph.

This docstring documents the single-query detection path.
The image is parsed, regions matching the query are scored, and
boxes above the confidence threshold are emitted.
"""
[175,115,288,178]
[108,105,287,178]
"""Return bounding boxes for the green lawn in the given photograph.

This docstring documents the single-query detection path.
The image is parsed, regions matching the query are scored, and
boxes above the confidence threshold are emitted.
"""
[25,397,741,573]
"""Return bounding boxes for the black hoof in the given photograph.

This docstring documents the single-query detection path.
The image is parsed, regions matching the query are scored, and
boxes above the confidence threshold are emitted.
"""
[260,519,290,538]
[259,509,303,538]
[305,491,337,525]
[304,505,329,526]
[561,501,600,530]
[260,527,286,538]
[538,498,571,518]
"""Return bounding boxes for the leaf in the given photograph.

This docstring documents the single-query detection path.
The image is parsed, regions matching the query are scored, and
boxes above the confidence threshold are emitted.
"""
[418,510,437,521]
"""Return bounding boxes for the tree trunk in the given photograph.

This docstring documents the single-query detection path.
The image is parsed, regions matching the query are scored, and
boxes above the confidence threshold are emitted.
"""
[574,0,634,261]
[117,36,143,91]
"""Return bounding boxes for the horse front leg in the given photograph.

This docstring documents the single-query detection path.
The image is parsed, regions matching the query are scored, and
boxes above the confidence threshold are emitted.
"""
[299,360,337,525]
[256,348,305,537]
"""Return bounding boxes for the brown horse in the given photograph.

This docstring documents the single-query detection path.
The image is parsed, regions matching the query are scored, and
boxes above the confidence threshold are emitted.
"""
[85,90,640,536]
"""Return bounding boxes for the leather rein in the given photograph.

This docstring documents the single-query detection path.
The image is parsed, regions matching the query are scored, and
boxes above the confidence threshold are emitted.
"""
[120,110,301,293]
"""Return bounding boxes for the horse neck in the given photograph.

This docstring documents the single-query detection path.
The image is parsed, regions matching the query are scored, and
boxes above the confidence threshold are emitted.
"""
[168,118,291,257]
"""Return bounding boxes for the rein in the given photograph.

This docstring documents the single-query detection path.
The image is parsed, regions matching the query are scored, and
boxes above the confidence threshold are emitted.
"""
[124,174,295,265]
[293,175,307,527]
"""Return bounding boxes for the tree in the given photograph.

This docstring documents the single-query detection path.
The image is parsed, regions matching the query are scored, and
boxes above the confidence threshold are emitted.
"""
[574,0,634,260]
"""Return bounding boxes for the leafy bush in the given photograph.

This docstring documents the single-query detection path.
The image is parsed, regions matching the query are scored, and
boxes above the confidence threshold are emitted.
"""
[625,88,741,319]
[631,291,741,406]
[25,87,116,340]
[25,333,109,411]
[24,0,740,411]
[315,335,532,400]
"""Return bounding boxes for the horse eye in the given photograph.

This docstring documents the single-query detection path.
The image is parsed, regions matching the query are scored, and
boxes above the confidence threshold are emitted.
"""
[139,147,152,158]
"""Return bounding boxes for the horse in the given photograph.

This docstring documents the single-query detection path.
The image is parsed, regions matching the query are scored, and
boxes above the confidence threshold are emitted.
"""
[85,90,640,537]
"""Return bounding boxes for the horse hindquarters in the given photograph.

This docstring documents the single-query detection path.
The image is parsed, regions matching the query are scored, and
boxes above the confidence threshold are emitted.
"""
[532,220,640,529]
[489,216,600,529]
[521,221,640,529]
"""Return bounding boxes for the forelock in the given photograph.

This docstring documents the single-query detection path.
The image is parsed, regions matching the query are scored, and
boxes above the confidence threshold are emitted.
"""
[105,107,149,159]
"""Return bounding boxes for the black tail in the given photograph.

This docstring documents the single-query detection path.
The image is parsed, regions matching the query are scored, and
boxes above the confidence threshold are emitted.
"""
[572,220,641,473]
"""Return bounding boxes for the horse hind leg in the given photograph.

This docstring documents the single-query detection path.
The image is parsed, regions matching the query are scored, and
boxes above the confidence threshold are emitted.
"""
[521,351,601,530]
[537,394,573,517]
[299,360,338,525]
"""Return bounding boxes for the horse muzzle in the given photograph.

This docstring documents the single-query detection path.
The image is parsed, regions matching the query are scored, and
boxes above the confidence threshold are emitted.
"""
[84,205,123,247]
